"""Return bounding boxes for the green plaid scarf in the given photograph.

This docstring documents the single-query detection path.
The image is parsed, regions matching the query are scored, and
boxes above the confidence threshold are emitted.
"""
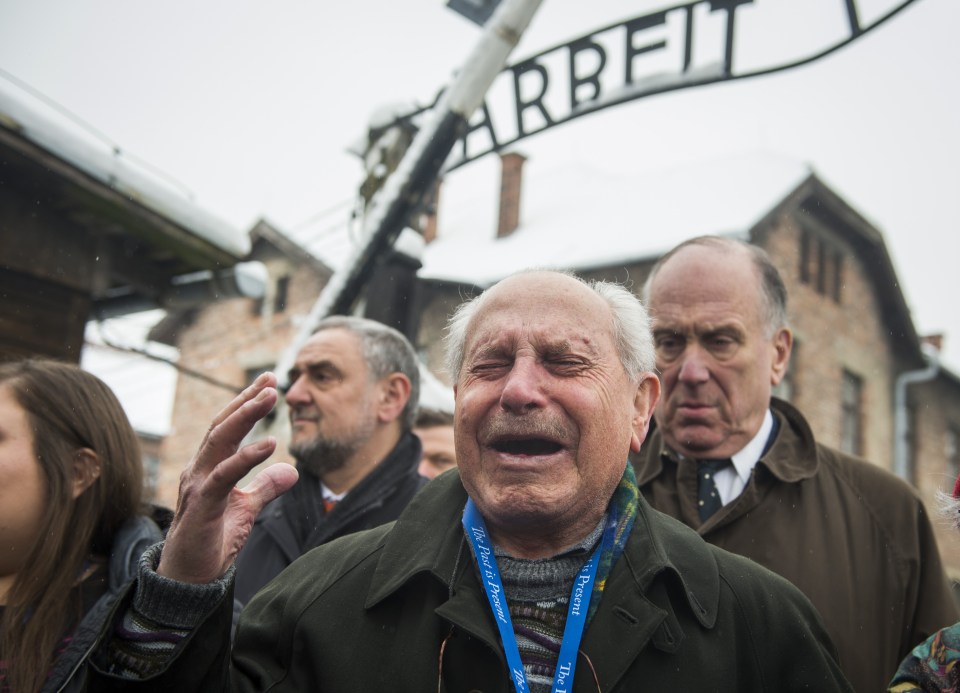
[586,461,639,623]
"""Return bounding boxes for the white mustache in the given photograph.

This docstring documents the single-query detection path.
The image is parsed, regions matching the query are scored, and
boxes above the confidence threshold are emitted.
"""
[479,413,571,445]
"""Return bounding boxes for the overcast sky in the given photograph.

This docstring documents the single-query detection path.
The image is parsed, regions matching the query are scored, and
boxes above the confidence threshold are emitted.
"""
[1,0,957,368]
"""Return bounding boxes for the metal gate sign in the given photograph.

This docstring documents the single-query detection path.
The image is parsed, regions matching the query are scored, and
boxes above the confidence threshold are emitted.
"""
[437,0,918,168]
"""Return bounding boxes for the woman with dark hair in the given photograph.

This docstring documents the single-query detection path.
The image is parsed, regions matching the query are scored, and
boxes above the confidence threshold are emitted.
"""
[889,475,960,691]
[0,359,169,693]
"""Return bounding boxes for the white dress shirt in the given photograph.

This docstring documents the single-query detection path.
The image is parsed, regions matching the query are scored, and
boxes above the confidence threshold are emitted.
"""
[712,409,774,506]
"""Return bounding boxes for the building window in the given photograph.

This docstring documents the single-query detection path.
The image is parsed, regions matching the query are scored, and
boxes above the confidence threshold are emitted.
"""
[250,275,290,316]
[799,228,843,305]
[245,365,274,386]
[832,250,843,303]
[799,230,812,284]
[274,276,290,313]
[840,369,863,456]
[245,365,277,422]
[817,237,829,295]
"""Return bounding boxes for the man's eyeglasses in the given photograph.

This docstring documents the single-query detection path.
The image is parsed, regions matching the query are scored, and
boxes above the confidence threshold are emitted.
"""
[436,627,603,693]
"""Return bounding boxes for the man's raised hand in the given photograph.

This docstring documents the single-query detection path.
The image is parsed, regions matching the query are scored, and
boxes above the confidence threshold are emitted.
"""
[157,372,299,584]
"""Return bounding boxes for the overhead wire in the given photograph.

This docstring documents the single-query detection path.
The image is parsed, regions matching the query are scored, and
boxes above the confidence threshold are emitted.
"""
[88,329,242,395]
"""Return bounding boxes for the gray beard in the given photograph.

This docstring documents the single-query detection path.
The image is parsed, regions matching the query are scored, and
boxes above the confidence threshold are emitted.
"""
[290,437,358,478]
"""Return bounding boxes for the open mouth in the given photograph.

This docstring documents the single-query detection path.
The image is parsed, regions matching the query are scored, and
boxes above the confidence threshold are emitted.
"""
[492,437,564,456]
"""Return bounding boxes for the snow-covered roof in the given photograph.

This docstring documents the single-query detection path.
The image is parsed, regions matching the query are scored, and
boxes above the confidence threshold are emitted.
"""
[419,364,454,414]
[420,152,813,287]
[0,74,249,259]
[81,313,178,439]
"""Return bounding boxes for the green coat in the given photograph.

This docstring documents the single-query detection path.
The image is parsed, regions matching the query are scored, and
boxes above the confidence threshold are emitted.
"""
[91,471,852,692]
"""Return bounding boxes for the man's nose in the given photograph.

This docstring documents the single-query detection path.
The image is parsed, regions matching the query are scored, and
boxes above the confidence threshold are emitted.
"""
[499,358,547,413]
[676,346,710,385]
[284,374,310,406]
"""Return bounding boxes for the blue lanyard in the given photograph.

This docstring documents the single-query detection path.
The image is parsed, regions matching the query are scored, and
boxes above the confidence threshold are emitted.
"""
[462,499,611,693]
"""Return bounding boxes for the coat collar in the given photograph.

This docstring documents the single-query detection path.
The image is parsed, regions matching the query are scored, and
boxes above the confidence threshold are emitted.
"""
[365,470,469,610]
[635,397,820,487]
[365,468,721,635]
[258,431,424,561]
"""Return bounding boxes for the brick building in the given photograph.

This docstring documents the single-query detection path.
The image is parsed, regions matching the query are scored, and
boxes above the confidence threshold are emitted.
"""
[149,220,333,506]
[147,150,960,581]
[0,75,255,364]
[1,75,256,502]
[416,151,960,579]
[150,220,455,507]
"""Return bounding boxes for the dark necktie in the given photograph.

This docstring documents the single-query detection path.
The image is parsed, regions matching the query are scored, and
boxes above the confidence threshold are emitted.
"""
[697,458,732,523]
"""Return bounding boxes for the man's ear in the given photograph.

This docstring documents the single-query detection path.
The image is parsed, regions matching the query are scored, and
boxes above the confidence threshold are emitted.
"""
[630,374,662,454]
[72,448,102,499]
[770,327,793,386]
[376,373,412,423]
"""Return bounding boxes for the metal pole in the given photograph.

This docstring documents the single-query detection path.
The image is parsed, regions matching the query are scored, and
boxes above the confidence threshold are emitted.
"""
[274,0,543,388]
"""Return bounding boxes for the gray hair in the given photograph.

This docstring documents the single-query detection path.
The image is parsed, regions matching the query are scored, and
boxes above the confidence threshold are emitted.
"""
[314,316,420,430]
[641,235,788,337]
[443,270,655,382]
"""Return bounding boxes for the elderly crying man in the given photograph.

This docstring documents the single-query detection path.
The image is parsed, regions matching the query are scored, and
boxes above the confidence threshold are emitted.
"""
[89,270,852,692]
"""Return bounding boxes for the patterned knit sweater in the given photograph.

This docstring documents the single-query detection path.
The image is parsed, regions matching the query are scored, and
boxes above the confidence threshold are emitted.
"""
[495,521,603,693]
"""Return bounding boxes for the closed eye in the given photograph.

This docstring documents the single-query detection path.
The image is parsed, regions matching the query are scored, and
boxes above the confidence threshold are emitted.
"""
[546,357,589,374]
[468,361,511,376]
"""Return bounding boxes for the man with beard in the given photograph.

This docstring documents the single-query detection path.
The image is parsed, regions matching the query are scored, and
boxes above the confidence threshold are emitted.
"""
[233,316,426,605]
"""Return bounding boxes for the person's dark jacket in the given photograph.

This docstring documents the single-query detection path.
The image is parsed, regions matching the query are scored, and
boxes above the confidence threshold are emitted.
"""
[633,397,958,693]
[233,431,426,605]
[88,471,852,692]
[43,507,168,693]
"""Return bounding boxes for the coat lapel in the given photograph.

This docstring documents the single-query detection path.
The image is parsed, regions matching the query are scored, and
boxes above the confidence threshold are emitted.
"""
[364,473,724,692]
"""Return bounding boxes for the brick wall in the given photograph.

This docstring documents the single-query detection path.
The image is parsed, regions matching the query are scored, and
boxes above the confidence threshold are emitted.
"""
[763,215,896,468]
[155,260,326,507]
[160,199,960,581]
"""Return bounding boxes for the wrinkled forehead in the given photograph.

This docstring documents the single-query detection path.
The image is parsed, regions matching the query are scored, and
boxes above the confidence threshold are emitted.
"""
[295,328,365,369]
[463,276,616,359]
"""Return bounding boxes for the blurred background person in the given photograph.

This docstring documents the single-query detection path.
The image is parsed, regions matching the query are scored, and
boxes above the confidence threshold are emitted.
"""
[889,471,960,691]
[0,359,168,693]
[413,407,456,479]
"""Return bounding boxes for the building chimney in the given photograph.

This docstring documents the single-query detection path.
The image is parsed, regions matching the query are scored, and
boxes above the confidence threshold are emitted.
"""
[497,151,526,238]
[420,178,442,244]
